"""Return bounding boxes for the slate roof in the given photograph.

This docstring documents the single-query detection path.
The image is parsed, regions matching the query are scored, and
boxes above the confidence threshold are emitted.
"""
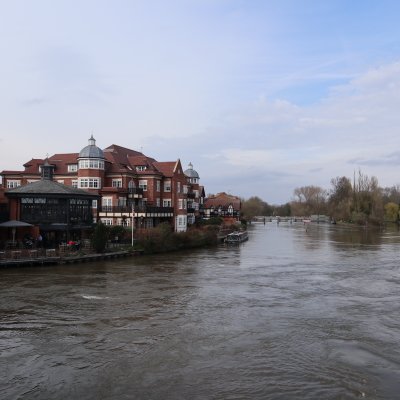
[184,162,200,179]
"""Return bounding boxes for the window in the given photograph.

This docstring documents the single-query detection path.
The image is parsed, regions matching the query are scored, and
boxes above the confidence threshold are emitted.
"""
[163,199,172,207]
[156,180,160,192]
[112,179,122,188]
[164,180,171,192]
[72,180,78,188]
[68,164,78,172]
[136,166,147,171]
[27,179,39,184]
[156,198,160,207]
[101,218,113,225]
[178,199,183,209]
[183,185,188,194]
[118,218,130,226]
[78,159,104,170]
[139,180,147,191]
[92,200,98,209]
[78,177,101,189]
[57,180,64,184]
[102,197,112,211]
[7,180,21,188]
[118,197,127,207]
[177,182,181,193]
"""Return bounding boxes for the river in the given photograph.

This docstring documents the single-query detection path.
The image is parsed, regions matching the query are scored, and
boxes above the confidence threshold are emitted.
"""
[1,222,400,399]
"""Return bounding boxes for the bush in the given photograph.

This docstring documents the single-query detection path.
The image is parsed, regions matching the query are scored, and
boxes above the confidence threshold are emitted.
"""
[135,225,218,254]
[91,222,110,253]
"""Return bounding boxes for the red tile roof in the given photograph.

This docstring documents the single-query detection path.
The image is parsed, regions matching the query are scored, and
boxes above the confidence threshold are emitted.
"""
[204,192,241,210]
[153,161,178,177]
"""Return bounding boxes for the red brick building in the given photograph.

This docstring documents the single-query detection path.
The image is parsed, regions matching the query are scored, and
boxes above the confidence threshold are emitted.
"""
[0,136,205,233]
[203,192,242,222]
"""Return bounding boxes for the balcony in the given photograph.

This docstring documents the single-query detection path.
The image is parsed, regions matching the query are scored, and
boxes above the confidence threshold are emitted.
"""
[187,207,195,213]
[186,192,196,199]
[99,205,174,217]
[128,187,144,198]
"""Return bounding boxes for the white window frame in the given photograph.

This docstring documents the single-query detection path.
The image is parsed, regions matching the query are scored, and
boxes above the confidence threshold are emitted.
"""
[78,177,101,189]
[164,180,171,192]
[101,218,113,225]
[156,180,161,192]
[101,197,113,211]
[112,179,122,188]
[139,180,147,191]
[72,180,78,188]
[78,159,104,170]
[163,199,172,207]
[178,199,183,209]
[68,164,78,172]
[92,200,98,209]
[118,218,130,226]
[7,180,21,188]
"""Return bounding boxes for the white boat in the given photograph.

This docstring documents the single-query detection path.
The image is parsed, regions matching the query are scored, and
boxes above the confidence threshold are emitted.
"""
[225,231,248,244]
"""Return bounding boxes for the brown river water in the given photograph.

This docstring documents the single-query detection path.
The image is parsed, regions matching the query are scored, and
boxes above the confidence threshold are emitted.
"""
[1,222,400,399]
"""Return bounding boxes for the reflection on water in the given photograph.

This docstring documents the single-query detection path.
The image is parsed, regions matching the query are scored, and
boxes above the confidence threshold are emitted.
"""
[1,222,400,399]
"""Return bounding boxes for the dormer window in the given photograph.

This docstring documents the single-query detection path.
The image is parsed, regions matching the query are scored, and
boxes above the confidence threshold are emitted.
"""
[68,164,78,172]
[136,166,147,171]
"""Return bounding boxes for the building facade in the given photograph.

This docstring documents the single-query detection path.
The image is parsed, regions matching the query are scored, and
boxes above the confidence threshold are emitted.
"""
[203,192,242,222]
[0,137,205,233]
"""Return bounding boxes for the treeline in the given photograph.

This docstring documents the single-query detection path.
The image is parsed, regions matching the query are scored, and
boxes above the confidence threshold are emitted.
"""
[242,171,400,225]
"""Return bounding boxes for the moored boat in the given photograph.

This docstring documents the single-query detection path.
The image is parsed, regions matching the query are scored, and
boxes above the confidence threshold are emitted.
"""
[225,231,248,244]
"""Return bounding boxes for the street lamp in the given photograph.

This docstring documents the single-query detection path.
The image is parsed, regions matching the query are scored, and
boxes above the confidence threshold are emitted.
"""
[130,178,135,247]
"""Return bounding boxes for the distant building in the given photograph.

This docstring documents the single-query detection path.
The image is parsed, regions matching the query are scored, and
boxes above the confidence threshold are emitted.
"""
[203,192,241,222]
[0,137,206,234]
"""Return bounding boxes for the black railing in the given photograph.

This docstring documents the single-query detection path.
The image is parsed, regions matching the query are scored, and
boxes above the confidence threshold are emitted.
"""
[209,210,240,217]
[128,188,144,198]
[186,192,196,199]
[100,205,174,214]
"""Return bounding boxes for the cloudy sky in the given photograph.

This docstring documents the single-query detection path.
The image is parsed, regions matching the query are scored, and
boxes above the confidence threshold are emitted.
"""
[1,0,400,203]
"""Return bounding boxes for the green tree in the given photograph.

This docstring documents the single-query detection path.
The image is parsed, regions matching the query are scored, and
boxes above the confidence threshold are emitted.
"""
[328,176,352,221]
[352,170,383,224]
[241,196,267,220]
[292,186,327,216]
[384,202,399,222]
[91,222,110,253]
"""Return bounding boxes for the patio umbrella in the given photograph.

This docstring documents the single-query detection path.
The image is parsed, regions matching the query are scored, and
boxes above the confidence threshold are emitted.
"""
[0,220,33,244]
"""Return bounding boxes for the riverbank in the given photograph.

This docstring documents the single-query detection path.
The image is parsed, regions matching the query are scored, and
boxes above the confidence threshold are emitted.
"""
[0,249,144,268]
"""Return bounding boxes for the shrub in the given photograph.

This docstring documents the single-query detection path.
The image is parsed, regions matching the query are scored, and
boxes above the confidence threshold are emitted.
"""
[91,222,110,253]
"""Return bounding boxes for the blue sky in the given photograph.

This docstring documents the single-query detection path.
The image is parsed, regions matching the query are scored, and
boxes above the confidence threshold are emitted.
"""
[1,0,400,203]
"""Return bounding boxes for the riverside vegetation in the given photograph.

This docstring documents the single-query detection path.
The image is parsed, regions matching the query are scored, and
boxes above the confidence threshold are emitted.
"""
[91,218,244,254]
[241,170,400,226]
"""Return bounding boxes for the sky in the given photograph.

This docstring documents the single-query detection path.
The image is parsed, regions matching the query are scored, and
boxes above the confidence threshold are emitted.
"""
[1,0,400,204]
